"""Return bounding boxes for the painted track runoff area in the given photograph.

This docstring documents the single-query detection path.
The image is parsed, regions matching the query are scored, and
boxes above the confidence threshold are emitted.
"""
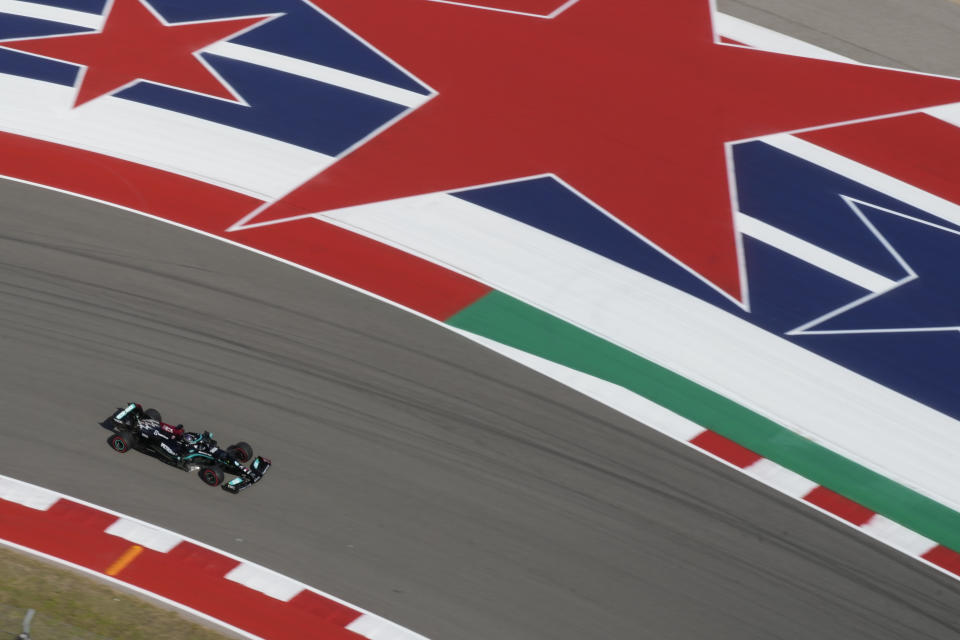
[3,1,960,640]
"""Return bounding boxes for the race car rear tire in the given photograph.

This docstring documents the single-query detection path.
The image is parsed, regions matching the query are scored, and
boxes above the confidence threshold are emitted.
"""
[144,408,162,422]
[109,433,133,453]
[227,442,253,463]
[199,467,224,487]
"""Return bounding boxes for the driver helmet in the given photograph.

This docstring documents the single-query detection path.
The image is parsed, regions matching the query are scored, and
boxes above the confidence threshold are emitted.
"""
[182,432,202,445]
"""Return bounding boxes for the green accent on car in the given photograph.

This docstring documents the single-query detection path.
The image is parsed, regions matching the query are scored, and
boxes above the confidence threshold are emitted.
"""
[447,291,960,551]
[115,403,136,421]
[182,453,215,462]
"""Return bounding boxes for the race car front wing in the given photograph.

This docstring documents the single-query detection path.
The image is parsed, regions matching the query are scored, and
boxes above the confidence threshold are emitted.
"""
[223,456,272,494]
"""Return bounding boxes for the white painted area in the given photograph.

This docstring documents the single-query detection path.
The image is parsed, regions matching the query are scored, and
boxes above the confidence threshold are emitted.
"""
[224,562,306,602]
[105,517,184,553]
[347,614,430,640]
[926,102,960,129]
[762,134,960,229]
[737,212,895,292]
[715,12,855,62]
[316,195,960,514]
[861,515,938,556]
[743,459,818,498]
[0,0,101,28]
[205,42,428,108]
[0,73,331,199]
[455,330,708,442]
[0,474,60,510]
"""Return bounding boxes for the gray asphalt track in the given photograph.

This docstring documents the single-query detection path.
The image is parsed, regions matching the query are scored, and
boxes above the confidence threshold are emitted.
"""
[719,0,960,76]
[4,2,960,639]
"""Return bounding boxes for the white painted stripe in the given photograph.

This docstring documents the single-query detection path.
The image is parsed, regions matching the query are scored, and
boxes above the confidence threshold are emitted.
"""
[206,42,428,108]
[455,330,708,442]
[861,515,938,556]
[347,613,430,640]
[715,12,855,63]
[224,562,307,602]
[737,212,896,292]
[924,102,960,129]
[0,0,101,29]
[743,459,819,498]
[762,134,960,230]
[0,72,331,200]
[317,194,960,514]
[0,475,60,510]
[105,517,184,553]
[0,1,425,108]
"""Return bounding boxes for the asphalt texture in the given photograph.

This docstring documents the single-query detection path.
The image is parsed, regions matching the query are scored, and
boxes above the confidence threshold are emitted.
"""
[3,2,960,639]
[719,0,960,76]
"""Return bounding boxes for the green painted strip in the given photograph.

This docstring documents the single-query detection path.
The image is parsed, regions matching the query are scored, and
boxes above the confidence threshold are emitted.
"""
[448,291,960,550]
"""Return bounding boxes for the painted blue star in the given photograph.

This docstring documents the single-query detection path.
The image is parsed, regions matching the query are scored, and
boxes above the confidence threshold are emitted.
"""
[792,199,960,335]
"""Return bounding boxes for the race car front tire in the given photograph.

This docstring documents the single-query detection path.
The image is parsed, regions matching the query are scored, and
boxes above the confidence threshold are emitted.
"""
[227,442,253,463]
[199,467,224,487]
[109,433,133,453]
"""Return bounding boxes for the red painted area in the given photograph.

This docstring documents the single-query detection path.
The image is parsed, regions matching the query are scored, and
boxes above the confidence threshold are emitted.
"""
[689,430,762,468]
[802,486,875,526]
[290,589,363,626]
[922,545,960,576]
[0,499,128,570]
[0,132,490,320]
[119,542,362,639]
[263,1,960,301]
[799,113,960,207]
[0,131,259,233]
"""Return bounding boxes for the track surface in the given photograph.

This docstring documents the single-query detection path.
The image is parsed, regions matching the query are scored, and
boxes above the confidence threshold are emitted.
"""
[3,2,960,639]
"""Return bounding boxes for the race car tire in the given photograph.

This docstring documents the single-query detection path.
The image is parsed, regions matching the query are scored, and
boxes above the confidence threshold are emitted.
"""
[109,432,133,453]
[227,442,253,463]
[144,408,162,422]
[199,466,224,487]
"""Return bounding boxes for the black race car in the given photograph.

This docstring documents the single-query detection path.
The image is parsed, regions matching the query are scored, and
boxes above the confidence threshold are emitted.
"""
[108,402,271,493]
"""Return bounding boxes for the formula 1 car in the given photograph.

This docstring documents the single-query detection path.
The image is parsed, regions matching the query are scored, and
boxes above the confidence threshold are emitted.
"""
[108,402,271,493]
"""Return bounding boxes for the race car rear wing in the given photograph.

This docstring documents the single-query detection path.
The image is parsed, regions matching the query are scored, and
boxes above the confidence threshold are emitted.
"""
[223,456,271,494]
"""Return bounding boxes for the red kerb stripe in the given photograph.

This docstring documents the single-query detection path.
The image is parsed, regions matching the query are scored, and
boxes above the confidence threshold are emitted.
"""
[922,545,960,576]
[803,486,875,526]
[689,430,762,468]
[119,542,362,639]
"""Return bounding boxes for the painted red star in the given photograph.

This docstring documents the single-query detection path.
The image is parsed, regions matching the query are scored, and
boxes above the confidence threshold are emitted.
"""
[0,0,273,107]
[242,0,960,302]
